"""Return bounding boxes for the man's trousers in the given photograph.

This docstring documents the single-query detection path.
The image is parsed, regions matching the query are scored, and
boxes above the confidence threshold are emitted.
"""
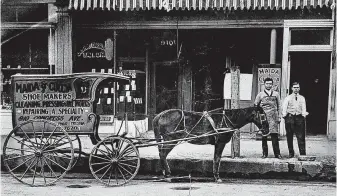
[262,133,281,157]
[284,114,306,156]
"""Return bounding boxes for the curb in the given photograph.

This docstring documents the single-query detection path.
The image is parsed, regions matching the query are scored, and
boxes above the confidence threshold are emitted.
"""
[3,155,334,182]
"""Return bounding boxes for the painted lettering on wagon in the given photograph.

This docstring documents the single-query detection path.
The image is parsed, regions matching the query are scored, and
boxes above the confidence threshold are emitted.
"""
[16,82,72,93]
[15,100,90,108]
[21,93,72,101]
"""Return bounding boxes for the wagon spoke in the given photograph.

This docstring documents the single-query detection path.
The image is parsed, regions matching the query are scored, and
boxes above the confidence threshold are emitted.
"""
[19,127,36,148]
[42,155,58,178]
[4,153,34,161]
[117,166,127,183]
[101,142,115,157]
[53,138,78,147]
[9,155,35,172]
[117,145,133,159]
[49,135,68,147]
[32,124,39,149]
[19,157,37,180]
[118,162,137,169]
[46,153,67,174]
[44,155,67,171]
[6,147,35,153]
[9,136,36,151]
[48,153,72,160]
[107,165,114,185]
[40,157,47,185]
[99,165,112,180]
[118,147,136,159]
[32,157,39,185]
[95,147,111,158]
[39,122,45,141]
[115,167,119,185]
[116,139,125,153]
[43,147,73,153]
[118,164,133,176]
[91,161,111,166]
[41,127,58,150]
[91,154,112,162]
[119,157,138,162]
[92,163,111,174]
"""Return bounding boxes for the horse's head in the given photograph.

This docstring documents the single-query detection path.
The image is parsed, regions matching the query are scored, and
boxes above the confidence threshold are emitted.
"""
[250,106,270,137]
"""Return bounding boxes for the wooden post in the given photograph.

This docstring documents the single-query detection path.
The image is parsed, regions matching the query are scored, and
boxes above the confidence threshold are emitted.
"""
[280,27,290,137]
[327,6,337,140]
[231,65,240,158]
[55,5,72,74]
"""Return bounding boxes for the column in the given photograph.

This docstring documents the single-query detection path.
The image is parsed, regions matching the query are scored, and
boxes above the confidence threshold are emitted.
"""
[280,27,290,137]
[231,65,240,158]
[328,7,337,140]
[55,5,73,74]
[270,29,277,64]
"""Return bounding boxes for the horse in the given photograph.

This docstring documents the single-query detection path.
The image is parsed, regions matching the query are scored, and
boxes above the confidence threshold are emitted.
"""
[152,106,270,183]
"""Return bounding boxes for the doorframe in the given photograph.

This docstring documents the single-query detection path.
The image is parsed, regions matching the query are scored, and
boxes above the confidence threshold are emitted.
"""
[281,19,335,137]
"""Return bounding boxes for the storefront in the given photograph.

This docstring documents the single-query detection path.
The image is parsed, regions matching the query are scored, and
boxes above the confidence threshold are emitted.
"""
[1,0,336,139]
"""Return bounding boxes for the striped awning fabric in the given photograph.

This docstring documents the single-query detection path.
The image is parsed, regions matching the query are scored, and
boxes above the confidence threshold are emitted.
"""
[68,0,334,11]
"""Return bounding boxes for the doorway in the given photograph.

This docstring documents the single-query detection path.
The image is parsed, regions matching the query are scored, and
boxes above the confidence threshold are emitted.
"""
[289,52,331,135]
[154,63,179,114]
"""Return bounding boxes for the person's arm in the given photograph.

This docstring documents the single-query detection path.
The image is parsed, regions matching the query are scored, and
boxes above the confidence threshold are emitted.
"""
[282,96,289,118]
[254,92,261,106]
[302,96,308,117]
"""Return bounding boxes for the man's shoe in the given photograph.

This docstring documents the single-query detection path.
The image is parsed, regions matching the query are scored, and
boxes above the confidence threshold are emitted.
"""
[275,155,282,159]
[261,155,268,159]
[289,154,294,158]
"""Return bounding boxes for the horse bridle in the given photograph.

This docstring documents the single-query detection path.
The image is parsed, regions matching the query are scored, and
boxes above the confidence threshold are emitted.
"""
[257,111,270,137]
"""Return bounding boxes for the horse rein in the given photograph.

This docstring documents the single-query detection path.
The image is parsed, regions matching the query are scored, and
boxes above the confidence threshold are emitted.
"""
[168,109,269,138]
[258,111,269,136]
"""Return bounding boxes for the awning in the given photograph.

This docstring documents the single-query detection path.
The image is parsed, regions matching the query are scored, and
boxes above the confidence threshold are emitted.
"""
[69,0,334,11]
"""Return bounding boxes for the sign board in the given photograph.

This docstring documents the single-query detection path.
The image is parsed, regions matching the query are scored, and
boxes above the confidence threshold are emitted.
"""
[258,68,281,92]
[223,73,253,100]
[13,77,97,132]
[77,42,106,59]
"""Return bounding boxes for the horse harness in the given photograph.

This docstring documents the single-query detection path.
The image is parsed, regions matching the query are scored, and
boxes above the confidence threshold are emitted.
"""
[170,110,237,141]
[168,108,268,139]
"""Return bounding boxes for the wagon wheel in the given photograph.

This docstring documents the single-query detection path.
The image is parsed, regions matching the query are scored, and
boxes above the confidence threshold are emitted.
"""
[89,136,140,186]
[2,120,74,186]
[20,134,81,174]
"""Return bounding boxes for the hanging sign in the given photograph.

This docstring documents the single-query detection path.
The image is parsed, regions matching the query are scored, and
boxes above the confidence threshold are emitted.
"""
[77,42,106,59]
[104,38,113,61]
[258,68,281,92]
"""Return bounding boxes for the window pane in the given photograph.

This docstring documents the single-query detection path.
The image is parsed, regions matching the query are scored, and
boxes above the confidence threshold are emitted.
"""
[291,30,330,45]
[1,4,48,22]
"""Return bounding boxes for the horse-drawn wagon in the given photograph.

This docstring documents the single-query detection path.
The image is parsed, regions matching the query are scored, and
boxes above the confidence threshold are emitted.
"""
[2,73,270,187]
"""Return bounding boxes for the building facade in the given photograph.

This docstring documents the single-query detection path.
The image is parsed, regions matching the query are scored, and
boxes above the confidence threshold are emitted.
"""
[1,0,336,139]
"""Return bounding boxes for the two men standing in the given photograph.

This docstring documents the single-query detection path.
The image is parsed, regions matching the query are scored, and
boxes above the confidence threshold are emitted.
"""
[255,78,308,159]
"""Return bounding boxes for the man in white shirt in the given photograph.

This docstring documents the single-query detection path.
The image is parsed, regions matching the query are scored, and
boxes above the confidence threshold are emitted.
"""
[282,82,308,158]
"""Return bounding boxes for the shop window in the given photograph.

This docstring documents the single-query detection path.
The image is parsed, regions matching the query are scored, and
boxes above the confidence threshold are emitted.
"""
[117,62,146,120]
[291,29,331,45]
[1,4,48,22]
[1,29,49,108]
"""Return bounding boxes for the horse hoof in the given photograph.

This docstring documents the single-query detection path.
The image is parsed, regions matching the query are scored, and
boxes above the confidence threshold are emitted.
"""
[215,179,222,183]
[164,177,172,183]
